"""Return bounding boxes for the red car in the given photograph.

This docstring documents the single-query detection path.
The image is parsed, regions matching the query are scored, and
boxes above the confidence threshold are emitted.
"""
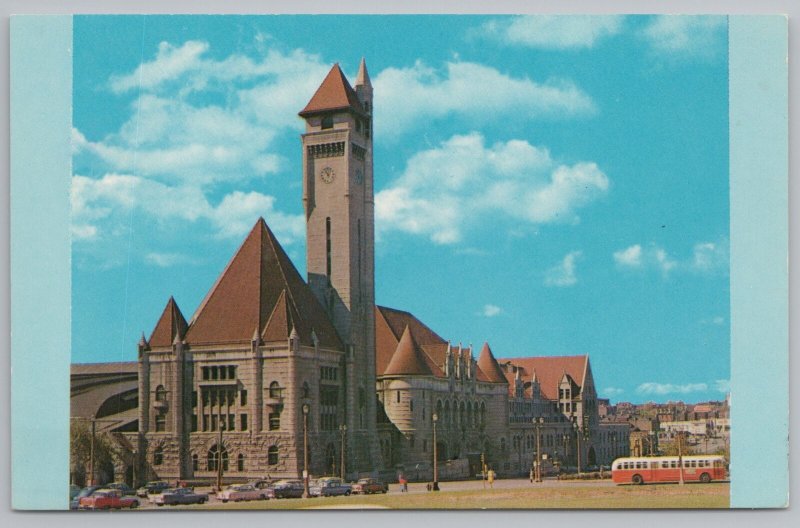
[351,478,388,495]
[79,489,140,510]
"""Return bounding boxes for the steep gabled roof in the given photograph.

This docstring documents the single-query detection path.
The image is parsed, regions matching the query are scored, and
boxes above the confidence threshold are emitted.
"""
[299,63,365,117]
[477,342,508,384]
[184,218,342,349]
[375,306,447,376]
[149,297,188,347]
[384,326,434,376]
[501,355,589,400]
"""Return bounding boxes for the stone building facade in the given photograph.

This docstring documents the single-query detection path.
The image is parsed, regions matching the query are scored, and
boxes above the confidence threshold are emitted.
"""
[72,59,621,486]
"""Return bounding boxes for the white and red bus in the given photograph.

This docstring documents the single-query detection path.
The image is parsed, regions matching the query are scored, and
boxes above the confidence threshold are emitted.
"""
[611,455,727,485]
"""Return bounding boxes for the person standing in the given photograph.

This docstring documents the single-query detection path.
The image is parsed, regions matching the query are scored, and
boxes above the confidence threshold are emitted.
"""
[487,468,495,489]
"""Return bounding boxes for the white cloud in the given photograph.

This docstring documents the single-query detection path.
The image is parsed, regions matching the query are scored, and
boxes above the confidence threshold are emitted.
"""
[641,16,727,60]
[714,379,730,393]
[545,250,582,287]
[144,252,189,268]
[614,239,727,277]
[71,173,303,243]
[482,304,502,317]
[482,15,625,49]
[691,240,729,272]
[373,60,596,137]
[110,40,211,93]
[636,382,708,396]
[602,387,625,397]
[375,133,609,244]
[613,244,642,267]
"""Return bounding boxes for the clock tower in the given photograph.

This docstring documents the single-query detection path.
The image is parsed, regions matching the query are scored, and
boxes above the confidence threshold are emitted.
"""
[299,59,381,472]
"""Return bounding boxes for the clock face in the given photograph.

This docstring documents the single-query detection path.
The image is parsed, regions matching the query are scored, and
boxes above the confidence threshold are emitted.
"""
[355,168,363,185]
[320,166,335,184]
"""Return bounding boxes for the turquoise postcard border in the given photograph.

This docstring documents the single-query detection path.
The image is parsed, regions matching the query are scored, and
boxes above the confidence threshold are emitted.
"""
[8,13,789,510]
[728,15,789,508]
[10,15,73,510]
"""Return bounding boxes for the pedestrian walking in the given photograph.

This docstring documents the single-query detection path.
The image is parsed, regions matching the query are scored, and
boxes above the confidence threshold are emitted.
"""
[529,468,534,483]
[487,468,495,489]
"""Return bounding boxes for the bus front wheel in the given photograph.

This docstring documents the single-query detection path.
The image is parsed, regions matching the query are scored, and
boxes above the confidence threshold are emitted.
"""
[631,474,643,485]
[700,473,711,483]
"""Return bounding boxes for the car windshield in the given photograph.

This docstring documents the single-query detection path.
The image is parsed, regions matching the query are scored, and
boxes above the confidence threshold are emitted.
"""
[357,479,369,484]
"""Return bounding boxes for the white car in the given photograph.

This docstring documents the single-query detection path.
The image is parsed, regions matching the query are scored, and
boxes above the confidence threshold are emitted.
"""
[216,484,270,503]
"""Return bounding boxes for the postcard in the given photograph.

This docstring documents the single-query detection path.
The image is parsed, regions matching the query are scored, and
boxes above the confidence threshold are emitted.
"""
[9,14,788,510]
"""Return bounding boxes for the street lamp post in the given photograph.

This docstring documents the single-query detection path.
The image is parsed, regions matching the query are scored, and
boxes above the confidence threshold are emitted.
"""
[339,424,347,480]
[573,422,582,476]
[302,403,310,498]
[216,417,224,492]
[432,413,439,491]
[648,431,656,456]
[533,417,545,482]
[677,431,685,486]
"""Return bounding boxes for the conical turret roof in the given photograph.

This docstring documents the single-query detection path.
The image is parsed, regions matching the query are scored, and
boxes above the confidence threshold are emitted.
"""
[299,63,365,117]
[356,57,372,87]
[184,218,342,349]
[149,297,188,347]
[384,326,434,376]
[477,342,507,384]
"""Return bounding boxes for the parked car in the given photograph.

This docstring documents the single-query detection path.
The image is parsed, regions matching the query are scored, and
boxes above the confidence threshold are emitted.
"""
[309,477,352,497]
[351,478,388,494]
[70,486,102,510]
[217,484,270,503]
[69,484,81,500]
[137,480,171,497]
[272,479,305,499]
[105,482,136,496]
[152,487,209,506]
[249,479,274,491]
[79,489,140,510]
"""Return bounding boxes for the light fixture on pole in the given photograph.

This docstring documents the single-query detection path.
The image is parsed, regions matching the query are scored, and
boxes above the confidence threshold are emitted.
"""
[339,424,347,480]
[432,413,439,491]
[573,421,582,476]
[533,417,545,482]
[302,403,310,498]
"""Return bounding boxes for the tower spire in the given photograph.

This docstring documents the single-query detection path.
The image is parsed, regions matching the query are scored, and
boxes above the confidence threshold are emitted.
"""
[356,57,371,87]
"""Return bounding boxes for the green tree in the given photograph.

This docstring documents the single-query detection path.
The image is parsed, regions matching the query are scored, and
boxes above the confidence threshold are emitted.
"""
[70,420,119,485]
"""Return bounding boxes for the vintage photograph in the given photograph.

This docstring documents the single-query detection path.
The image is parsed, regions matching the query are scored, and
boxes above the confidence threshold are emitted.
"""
[68,14,732,509]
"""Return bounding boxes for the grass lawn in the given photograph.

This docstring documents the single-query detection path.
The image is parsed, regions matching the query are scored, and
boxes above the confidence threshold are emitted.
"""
[190,483,729,510]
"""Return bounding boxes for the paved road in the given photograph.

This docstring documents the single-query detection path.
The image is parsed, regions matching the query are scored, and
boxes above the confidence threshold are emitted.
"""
[135,477,615,509]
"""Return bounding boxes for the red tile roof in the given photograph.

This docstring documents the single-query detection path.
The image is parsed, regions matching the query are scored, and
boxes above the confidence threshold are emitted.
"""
[383,326,435,376]
[149,296,188,347]
[298,63,365,117]
[477,343,507,383]
[500,356,589,400]
[183,218,342,349]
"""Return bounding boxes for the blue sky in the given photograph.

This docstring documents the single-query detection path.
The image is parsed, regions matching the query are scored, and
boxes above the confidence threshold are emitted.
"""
[71,15,730,404]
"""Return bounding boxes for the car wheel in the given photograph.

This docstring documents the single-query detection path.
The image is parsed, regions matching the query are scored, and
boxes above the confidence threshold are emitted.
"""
[199,498,206,504]
[631,474,643,485]
[222,499,228,503]
[131,501,139,509]
[382,489,387,494]
[700,473,711,483]
[157,503,164,507]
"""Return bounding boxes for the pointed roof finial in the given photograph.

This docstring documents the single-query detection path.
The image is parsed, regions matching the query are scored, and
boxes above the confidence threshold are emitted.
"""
[138,332,148,348]
[252,325,261,343]
[172,329,182,346]
[356,57,371,87]
[290,325,299,341]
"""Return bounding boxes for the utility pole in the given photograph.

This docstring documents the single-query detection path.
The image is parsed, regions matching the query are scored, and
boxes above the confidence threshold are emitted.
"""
[534,417,544,482]
[339,424,347,480]
[432,413,439,491]
[216,418,224,491]
[481,452,486,489]
[302,403,310,498]
[89,417,96,486]
[677,431,685,486]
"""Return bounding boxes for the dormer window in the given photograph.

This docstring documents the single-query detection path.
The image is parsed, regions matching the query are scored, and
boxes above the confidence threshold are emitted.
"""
[321,115,333,129]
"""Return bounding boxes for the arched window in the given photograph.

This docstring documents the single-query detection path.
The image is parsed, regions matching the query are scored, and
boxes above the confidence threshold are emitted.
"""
[153,446,163,466]
[500,438,507,452]
[268,446,279,466]
[444,401,450,425]
[269,381,281,399]
[302,382,310,399]
[480,402,487,428]
[396,391,401,404]
[237,454,245,472]
[192,453,198,472]
[207,444,228,471]
[155,385,167,402]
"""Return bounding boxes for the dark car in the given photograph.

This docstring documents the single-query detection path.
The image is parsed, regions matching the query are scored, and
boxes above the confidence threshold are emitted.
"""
[105,482,136,496]
[137,480,171,497]
[152,487,209,506]
[70,486,102,510]
[272,479,305,499]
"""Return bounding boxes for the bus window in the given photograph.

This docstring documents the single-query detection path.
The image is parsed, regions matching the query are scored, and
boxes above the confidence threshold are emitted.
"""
[651,462,658,469]
[662,461,669,468]
[698,460,705,468]
[670,461,677,468]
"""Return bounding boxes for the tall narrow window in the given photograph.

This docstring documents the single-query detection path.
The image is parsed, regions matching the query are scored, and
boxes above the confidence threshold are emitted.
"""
[326,217,332,278]
[268,446,279,465]
[321,115,333,129]
[237,454,245,472]
[357,219,362,302]
[153,447,163,466]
